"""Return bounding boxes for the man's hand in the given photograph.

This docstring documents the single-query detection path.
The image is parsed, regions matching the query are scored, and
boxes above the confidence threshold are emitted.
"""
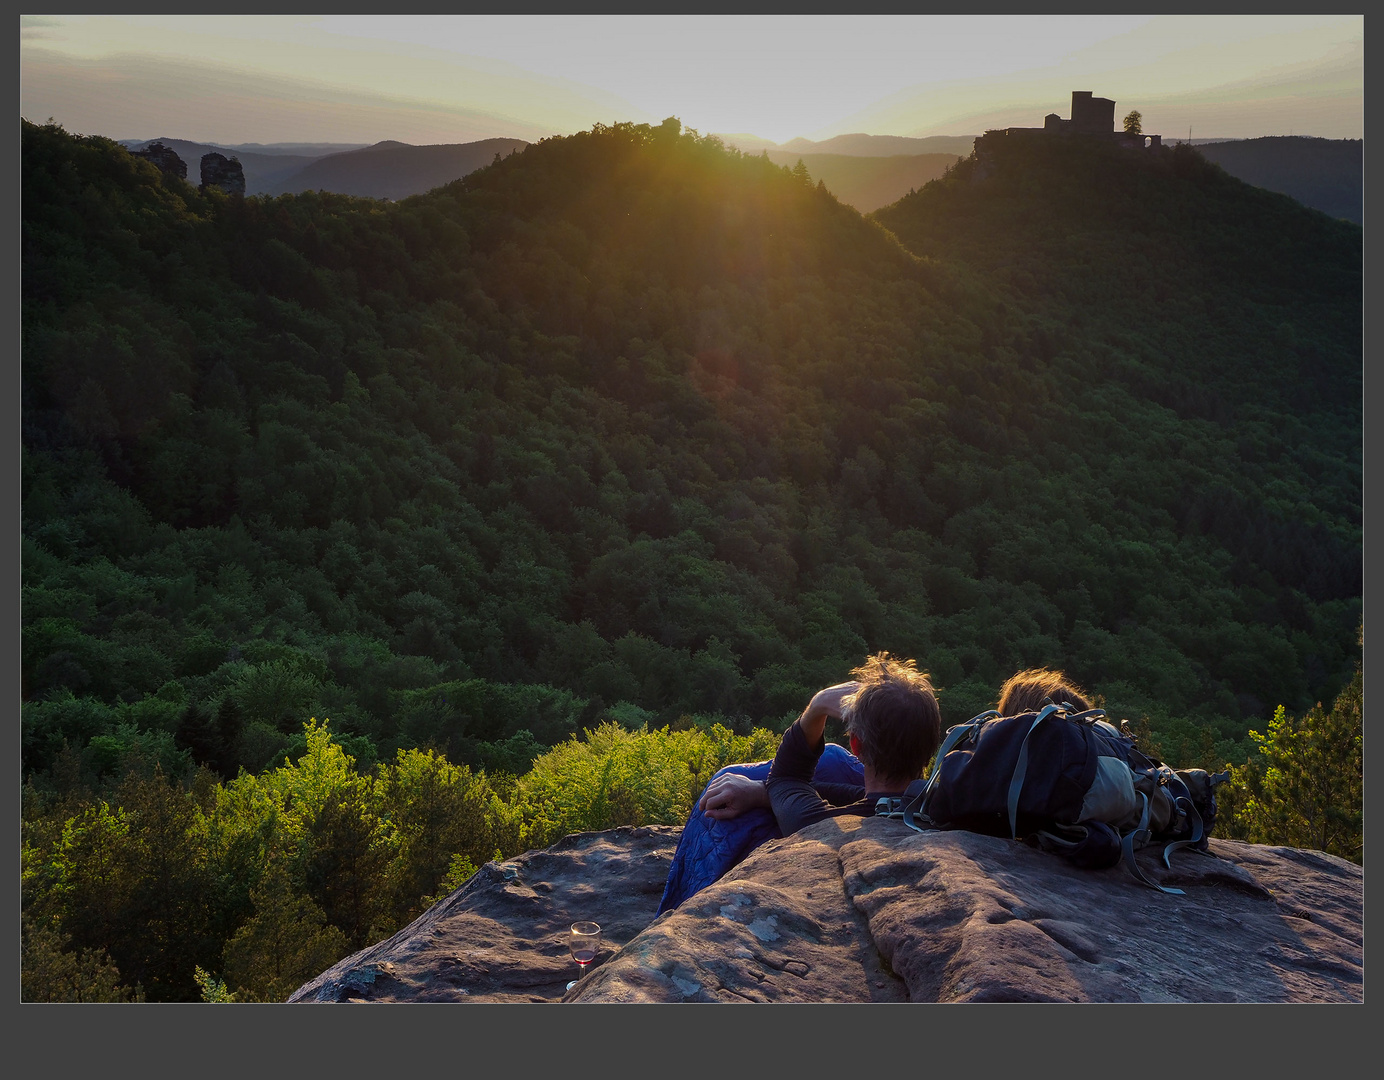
[797,681,860,746]
[698,772,771,820]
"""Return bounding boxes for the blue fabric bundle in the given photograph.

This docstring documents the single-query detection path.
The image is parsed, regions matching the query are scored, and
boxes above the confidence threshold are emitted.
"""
[656,743,865,914]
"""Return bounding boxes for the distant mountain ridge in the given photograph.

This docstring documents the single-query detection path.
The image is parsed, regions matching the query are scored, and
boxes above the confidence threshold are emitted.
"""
[782,133,977,158]
[764,152,960,214]
[717,132,977,158]
[260,138,530,200]
[213,142,371,157]
[1193,137,1361,224]
[711,133,971,213]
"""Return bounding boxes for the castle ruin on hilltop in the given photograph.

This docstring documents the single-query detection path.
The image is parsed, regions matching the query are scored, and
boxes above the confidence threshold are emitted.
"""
[974,92,1162,159]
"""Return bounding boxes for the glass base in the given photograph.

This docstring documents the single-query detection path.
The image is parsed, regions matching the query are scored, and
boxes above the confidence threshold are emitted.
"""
[566,980,578,991]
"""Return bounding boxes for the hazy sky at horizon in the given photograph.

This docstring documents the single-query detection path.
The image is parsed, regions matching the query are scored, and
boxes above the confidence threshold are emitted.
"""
[20,14,1364,146]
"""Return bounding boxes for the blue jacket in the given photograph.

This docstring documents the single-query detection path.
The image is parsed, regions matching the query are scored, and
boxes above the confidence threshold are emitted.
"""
[656,743,865,914]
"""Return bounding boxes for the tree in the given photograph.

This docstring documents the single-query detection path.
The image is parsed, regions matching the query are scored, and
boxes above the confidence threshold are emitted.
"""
[22,765,221,1001]
[21,915,142,1002]
[302,780,389,947]
[376,747,498,927]
[1220,657,1361,862]
[1123,110,1143,136]
[221,865,349,1002]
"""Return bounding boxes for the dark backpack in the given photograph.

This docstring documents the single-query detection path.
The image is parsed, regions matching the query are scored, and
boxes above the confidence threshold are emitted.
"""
[880,703,1229,894]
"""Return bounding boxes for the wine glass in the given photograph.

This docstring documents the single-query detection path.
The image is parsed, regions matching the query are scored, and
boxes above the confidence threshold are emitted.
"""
[566,921,601,991]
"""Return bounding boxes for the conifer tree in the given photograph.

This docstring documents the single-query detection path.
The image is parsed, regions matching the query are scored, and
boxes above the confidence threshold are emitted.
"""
[1221,634,1362,862]
[21,915,142,1002]
[221,866,349,1002]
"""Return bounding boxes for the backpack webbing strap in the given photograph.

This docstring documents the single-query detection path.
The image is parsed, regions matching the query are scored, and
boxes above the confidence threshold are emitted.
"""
[1121,792,1185,895]
[1160,796,1204,869]
[1006,704,1062,838]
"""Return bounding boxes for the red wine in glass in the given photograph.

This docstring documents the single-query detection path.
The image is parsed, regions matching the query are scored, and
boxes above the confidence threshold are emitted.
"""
[567,921,601,991]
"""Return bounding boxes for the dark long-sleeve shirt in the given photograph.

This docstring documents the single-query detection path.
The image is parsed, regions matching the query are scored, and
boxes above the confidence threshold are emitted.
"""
[766,719,889,835]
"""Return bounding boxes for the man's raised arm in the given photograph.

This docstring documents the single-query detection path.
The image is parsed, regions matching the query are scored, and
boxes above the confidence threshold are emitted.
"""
[765,682,859,835]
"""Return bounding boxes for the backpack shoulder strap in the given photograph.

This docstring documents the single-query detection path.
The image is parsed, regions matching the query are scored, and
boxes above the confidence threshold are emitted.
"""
[921,709,999,807]
[1005,703,1064,838]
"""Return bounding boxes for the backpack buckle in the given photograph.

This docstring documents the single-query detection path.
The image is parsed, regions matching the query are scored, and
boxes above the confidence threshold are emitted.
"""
[875,796,905,818]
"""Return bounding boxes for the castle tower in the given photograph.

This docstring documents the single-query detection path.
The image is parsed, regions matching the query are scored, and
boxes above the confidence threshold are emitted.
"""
[1069,91,1116,135]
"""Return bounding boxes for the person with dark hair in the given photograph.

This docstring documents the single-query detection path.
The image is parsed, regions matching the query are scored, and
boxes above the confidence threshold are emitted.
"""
[717,652,942,836]
[663,652,938,911]
[996,667,1091,716]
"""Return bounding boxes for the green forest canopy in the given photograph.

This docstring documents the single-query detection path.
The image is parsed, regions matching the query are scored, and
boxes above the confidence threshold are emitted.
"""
[22,117,1360,781]
[20,116,1361,1003]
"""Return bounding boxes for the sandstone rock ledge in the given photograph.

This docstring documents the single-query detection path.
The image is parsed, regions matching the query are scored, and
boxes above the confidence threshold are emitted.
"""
[289,817,1361,1004]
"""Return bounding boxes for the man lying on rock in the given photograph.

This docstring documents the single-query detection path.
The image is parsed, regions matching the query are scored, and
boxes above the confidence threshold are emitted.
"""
[657,653,941,913]
[707,652,943,835]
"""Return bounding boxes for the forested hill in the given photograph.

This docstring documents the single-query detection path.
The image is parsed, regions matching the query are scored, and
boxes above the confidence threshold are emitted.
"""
[22,117,1360,790]
[871,136,1360,673]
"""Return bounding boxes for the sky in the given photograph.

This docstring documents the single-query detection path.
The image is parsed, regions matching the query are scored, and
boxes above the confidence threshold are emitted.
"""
[20,14,1364,148]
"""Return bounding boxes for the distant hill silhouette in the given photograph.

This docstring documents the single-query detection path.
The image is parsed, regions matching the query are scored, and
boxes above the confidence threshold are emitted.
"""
[781,133,977,158]
[765,152,960,213]
[214,142,370,157]
[712,132,782,154]
[718,133,977,158]
[263,138,530,200]
[1193,137,1361,224]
